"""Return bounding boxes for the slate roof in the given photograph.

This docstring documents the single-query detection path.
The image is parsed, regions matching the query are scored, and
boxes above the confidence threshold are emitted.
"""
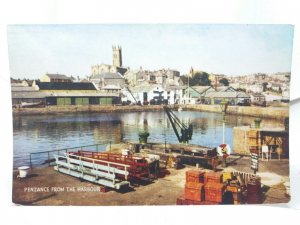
[91,72,124,80]
[12,91,118,98]
[36,82,97,90]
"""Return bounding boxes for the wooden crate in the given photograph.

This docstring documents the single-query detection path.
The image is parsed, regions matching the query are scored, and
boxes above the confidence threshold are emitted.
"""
[184,182,205,202]
[204,172,222,185]
[186,170,205,183]
[205,182,225,203]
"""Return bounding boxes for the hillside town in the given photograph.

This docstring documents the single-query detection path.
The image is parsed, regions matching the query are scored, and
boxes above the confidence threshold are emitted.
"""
[11,45,290,108]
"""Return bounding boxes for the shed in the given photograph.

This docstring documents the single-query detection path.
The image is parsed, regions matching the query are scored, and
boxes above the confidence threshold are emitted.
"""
[205,91,250,105]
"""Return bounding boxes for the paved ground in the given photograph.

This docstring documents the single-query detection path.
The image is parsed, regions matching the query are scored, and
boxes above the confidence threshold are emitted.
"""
[12,156,290,206]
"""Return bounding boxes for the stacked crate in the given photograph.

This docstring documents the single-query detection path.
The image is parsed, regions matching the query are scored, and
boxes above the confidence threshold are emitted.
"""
[184,170,205,202]
[204,172,222,184]
[204,172,224,203]
[176,170,251,205]
[177,170,225,205]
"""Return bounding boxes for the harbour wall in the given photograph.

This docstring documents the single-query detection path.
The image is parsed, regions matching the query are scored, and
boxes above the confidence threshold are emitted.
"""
[181,104,289,119]
[12,104,289,119]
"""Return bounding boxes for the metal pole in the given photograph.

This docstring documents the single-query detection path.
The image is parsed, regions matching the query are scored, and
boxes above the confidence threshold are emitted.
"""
[48,152,50,166]
[110,141,112,152]
[223,120,225,144]
[187,75,190,104]
[29,154,32,168]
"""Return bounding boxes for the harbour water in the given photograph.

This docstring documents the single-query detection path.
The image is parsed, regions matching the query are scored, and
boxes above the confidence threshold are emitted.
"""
[13,111,283,168]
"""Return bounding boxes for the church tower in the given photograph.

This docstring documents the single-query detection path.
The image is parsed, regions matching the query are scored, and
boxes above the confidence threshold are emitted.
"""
[112,45,122,68]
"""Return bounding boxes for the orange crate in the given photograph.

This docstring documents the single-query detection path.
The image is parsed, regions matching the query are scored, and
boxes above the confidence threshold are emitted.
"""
[186,170,205,183]
[204,172,222,185]
[205,182,225,203]
[185,182,204,202]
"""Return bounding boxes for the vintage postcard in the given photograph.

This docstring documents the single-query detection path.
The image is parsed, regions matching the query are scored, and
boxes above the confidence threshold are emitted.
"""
[8,24,293,206]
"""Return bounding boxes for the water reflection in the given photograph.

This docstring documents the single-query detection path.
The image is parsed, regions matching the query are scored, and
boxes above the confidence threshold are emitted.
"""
[13,111,284,167]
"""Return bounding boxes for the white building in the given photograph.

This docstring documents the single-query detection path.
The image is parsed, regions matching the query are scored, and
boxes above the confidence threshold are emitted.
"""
[124,85,165,104]
[122,84,185,105]
[164,85,186,104]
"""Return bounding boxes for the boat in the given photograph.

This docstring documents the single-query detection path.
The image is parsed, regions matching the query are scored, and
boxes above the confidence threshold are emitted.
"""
[20,101,45,108]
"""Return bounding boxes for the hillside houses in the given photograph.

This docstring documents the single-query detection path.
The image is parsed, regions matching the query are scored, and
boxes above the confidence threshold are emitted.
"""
[124,68,182,87]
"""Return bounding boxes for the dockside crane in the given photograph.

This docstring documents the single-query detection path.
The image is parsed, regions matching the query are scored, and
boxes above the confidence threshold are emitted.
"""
[163,106,193,143]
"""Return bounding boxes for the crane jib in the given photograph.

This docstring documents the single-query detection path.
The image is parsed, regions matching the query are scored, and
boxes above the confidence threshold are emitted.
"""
[164,106,193,143]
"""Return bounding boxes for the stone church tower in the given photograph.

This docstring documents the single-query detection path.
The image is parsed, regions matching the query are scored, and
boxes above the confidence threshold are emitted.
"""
[112,45,122,67]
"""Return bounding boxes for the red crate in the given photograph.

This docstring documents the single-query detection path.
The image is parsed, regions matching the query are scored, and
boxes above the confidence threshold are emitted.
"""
[205,182,225,203]
[184,182,204,202]
[186,170,205,183]
[204,172,222,185]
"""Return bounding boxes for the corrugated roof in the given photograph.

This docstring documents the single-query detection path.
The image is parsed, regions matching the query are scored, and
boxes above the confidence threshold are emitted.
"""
[11,86,38,92]
[11,91,50,99]
[36,82,97,90]
[205,91,250,98]
[191,86,213,94]
[215,86,236,92]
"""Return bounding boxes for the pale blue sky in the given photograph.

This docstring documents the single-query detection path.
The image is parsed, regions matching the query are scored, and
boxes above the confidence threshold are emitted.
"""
[7,24,294,79]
